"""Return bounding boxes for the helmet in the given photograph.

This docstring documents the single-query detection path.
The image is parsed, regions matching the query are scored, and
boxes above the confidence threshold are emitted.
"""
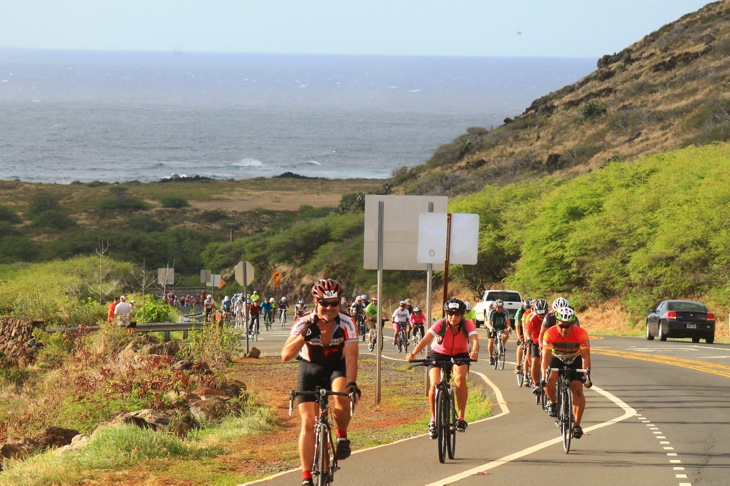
[444,298,466,314]
[371,295,378,301]
[252,290,258,294]
[298,299,304,305]
[495,299,504,308]
[405,299,411,305]
[552,297,570,311]
[524,299,533,309]
[413,306,421,312]
[223,296,229,301]
[269,297,275,303]
[311,278,343,300]
[120,295,126,301]
[555,307,576,324]
[534,299,548,315]
[360,295,368,301]
[341,296,347,302]
[399,300,406,306]
[465,301,472,311]
[281,296,287,301]
[355,295,362,301]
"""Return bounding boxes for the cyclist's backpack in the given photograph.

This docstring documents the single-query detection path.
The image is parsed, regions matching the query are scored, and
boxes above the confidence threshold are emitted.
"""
[435,318,469,343]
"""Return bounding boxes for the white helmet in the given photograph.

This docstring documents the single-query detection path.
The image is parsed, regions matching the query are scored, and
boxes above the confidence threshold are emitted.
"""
[269,297,275,303]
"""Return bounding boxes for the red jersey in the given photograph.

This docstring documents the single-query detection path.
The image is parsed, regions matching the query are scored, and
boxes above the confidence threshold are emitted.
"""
[429,319,477,356]
[524,312,544,344]
[542,325,590,362]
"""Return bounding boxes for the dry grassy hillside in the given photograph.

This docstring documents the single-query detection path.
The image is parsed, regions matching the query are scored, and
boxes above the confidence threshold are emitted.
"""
[397,0,729,195]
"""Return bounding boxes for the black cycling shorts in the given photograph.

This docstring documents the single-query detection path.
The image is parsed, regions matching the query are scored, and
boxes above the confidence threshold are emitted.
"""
[297,359,347,404]
[548,355,586,382]
[530,342,541,359]
[426,350,471,372]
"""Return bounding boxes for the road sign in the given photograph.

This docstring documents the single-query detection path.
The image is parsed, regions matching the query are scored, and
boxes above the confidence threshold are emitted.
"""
[417,212,479,264]
[158,267,174,286]
[200,270,211,284]
[271,271,283,282]
[235,261,255,286]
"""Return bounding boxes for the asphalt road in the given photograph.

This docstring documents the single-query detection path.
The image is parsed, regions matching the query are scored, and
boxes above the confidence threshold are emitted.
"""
[244,324,730,486]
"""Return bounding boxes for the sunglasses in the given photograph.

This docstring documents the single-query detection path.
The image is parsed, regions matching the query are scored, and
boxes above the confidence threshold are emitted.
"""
[318,300,340,308]
[446,310,464,316]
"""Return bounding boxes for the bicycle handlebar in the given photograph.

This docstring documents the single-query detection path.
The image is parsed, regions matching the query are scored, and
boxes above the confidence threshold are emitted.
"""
[548,367,592,387]
[288,388,357,417]
[409,357,477,368]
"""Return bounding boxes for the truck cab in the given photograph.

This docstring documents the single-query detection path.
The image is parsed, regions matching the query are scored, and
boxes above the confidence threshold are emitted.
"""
[473,289,524,327]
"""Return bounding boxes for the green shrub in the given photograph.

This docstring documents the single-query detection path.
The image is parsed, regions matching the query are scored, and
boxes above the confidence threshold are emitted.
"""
[160,195,190,208]
[183,323,243,371]
[581,100,607,121]
[30,210,77,230]
[0,205,21,224]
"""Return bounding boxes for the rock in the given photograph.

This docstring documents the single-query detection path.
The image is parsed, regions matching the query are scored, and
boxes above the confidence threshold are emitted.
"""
[189,396,230,423]
[192,386,227,397]
[32,426,79,449]
[124,409,171,431]
[247,347,261,358]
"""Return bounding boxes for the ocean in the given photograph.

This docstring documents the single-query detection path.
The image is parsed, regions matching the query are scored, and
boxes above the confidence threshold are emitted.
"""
[0,49,595,183]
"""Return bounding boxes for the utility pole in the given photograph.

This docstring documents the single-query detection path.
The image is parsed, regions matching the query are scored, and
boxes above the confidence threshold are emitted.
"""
[96,240,109,305]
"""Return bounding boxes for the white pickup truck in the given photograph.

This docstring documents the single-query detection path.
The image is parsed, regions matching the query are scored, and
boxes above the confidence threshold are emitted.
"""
[473,289,524,327]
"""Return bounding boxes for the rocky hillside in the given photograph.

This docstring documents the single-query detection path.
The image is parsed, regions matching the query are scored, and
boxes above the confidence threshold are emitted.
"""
[394,0,729,196]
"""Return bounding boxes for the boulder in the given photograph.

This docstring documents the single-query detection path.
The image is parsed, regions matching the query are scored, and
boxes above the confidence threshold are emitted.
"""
[247,347,261,358]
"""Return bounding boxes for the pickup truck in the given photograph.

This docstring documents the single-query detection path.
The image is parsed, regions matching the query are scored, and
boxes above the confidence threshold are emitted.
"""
[473,289,524,327]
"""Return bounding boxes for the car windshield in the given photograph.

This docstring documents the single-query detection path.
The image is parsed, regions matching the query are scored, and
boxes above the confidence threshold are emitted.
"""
[484,291,521,302]
[667,301,707,312]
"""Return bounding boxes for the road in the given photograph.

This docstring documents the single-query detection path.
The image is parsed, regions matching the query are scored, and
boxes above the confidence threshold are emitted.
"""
[245,325,730,486]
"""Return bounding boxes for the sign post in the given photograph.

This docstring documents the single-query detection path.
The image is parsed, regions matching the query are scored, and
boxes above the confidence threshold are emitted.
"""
[235,261,255,354]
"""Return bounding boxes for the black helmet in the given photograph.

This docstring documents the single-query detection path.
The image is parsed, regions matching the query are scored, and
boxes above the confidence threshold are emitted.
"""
[443,298,466,314]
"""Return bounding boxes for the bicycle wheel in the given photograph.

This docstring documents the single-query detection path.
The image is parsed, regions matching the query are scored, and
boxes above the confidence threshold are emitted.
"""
[562,381,574,453]
[313,425,331,486]
[447,388,457,459]
[516,364,524,387]
[499,341,506,370]
[403,330,409,353]
[367,330,375,352]
[436,387,448,464]
[395,332,402,353]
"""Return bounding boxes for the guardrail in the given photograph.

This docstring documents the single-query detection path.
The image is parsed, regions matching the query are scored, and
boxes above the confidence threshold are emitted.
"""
[48,317,212,342]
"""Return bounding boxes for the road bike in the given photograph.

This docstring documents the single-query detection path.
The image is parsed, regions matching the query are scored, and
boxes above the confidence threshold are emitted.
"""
[264,309,273,331]
[492,329,506,370]
[355,314,367,342]
[516,339,533,388]
[366,319,386,352]
[550,363,590,453]
[248,317,259,341]
[279,307,287,327]
[394,323,410,353]
[410,357,475,463]
[412,325,424,353]
[289,388,355,486]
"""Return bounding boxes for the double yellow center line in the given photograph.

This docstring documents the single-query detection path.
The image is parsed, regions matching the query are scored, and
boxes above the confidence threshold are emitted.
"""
[593,348,730,379]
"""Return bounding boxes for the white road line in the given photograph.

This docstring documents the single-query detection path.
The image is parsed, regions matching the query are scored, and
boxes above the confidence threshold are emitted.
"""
[424,385,636,486]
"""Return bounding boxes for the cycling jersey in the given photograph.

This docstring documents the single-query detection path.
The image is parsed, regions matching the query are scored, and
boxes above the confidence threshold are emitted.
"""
[392,308,410,324]
[290,312,358,366]
[524,312,544,344]
[488,309,511,330]
[409,312,427,326]
[542,325,590,363]
[429,319,477,356]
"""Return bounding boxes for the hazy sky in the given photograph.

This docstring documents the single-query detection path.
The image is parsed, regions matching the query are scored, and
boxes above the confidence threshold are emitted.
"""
[0,1,716,58]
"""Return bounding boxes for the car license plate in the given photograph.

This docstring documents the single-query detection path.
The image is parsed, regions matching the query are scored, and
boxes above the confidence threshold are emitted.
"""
[687,323,697,329]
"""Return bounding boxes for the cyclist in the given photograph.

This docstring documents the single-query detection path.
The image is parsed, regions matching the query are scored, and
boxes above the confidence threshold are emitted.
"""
[541,306,591,439]
[409,306,427,345]
[539,297,579,347]
[221,296,233,322]
[339,296,349,314]
[464,300,477,324]
[513,299,532,374]
[349,295,364,318]
[487,299,512,365]
[248,298,261,335]
[278,296,289,324]
[406,298,479,437]
[295,299,307,318]
[391,300,411,347]
[234,296,244,328]
[364,296,386,346]
[261,297,274,329]
[281,278,360,486]
[203,295,215,322]
[525,299,548,394]
[250,290,260,303]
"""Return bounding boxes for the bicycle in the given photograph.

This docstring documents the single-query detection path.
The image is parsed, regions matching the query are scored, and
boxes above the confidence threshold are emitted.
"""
[516,339,532,388]
[279,307,287,327]
[412,325,424,353]
[264,310,273,331]
[492,329,506,370]
[248,318,259,341]
[394,323,409,353]
[366,319,385,352]
[355,314,367,342]
[289,388,355,486]
[550,363,590,453]
[410,357,475,463]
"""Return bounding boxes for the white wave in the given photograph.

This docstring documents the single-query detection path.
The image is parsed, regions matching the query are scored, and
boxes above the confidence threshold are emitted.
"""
[233,158,263,168]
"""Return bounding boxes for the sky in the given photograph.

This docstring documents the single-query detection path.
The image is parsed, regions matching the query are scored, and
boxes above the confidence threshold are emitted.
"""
[0,0,717,58]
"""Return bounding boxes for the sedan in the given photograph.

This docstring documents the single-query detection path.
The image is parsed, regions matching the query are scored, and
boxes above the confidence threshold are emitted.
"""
[646,300,715,344]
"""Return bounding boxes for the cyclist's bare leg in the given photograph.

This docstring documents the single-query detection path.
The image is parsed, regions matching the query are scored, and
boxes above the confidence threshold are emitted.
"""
[393,324,399,344]
[427,367,440,420]
[530,356,541,386]
[545,370,559,402]
[297,401,317,472]
[570,380,586,425]
[487,337,495,358]
[453,364,469,418]
[331,376,352,432]
[516,340,523,368]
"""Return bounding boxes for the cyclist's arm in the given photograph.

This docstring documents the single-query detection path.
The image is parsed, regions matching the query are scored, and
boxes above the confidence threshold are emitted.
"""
[540,342,553,377]
[407,331,435,360]
[344,340,358,384]
[281,325,308,361]
[468,332,480,360]
[580,346,591,372]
